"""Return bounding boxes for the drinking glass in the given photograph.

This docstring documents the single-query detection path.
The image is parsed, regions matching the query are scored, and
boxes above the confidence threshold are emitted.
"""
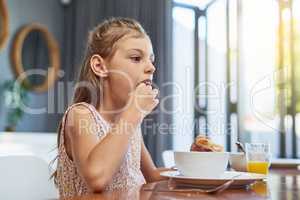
[245,143,271,175]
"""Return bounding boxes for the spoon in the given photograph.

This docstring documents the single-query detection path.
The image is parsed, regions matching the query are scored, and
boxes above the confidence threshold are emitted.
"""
[236,141,246,153]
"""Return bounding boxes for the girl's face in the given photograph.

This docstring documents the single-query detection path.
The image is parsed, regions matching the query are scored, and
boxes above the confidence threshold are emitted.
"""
[105,34,156,107]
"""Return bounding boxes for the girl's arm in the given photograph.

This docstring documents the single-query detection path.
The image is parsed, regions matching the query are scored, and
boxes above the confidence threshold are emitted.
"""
[66,106,140,192]
[140,139,173,182]
[65,84,158,193]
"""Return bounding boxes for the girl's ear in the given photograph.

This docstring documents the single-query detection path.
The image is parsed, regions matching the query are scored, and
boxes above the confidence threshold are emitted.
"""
[90,54,108,78]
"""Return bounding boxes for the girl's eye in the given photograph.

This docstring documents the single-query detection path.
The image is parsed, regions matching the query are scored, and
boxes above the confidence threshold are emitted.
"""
[130,56,141,63]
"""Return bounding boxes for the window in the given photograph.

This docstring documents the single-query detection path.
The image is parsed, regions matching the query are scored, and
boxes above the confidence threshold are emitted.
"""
[172,6,195,151]
[172,0,300,158]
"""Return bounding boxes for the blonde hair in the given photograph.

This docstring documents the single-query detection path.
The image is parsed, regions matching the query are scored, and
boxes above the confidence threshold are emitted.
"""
[74,17,147,108]
[50,17,147,185]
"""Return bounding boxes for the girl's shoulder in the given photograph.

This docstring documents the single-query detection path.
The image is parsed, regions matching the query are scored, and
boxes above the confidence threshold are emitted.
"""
[63,102,98,123]
[65,102,95,114]
[61,102,110,143]
[63,102,110,131]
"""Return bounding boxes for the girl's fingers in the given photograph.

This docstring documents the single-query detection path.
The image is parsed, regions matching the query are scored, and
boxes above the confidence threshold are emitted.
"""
[149,91,159,100]
[152,88,159,95]
[149,89,159,98]
[146,85,153,91]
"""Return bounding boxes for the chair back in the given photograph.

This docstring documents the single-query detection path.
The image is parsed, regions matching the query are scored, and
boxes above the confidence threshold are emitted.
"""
[0,155,58,199]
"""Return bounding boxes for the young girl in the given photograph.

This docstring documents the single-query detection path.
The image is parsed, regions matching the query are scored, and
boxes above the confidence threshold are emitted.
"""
[51,17,171,198]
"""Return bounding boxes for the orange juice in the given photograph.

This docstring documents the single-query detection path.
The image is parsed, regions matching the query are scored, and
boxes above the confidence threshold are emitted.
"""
[251,181,269,197]
[247,161,270,174]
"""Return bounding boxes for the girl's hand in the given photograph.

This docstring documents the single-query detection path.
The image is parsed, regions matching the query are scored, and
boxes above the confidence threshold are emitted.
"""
[122,83,159,124]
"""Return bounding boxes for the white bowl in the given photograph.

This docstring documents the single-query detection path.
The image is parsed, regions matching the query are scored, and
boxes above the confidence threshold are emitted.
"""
[174,151,229,178]
[229,152,247,172]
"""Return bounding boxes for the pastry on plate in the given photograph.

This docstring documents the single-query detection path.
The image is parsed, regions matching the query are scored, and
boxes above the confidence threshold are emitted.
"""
[190,135,224,152]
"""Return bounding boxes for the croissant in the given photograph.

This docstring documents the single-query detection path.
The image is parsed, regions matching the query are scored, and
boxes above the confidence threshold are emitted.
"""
[190,135,224,152]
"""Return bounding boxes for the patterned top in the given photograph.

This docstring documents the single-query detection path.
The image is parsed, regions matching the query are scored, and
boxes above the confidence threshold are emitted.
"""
[55,102,146,198]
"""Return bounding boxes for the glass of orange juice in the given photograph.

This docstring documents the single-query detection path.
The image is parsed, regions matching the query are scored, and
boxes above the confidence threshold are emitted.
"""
[245,143,271,175]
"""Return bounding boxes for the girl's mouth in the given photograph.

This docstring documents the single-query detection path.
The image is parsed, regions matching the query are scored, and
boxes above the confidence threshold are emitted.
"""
[137,79,152,87]
[142,79,152,86]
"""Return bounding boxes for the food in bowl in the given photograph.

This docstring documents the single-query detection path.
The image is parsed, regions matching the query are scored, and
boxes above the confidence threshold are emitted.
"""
[173,135,228,178]
[190,135,224,152]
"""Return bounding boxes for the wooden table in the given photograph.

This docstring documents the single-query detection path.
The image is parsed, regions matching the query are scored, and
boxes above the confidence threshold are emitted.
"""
[62,169,300,200]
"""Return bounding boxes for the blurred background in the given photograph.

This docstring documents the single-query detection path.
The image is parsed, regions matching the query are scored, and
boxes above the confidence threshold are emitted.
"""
[0,0,299,168]
[172,0,300,161]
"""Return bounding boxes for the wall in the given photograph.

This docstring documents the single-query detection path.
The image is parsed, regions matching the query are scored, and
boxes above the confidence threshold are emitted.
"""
[0,0,64,132]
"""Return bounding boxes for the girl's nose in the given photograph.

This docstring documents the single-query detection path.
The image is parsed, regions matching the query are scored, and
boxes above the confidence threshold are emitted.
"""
[145,62,156,74]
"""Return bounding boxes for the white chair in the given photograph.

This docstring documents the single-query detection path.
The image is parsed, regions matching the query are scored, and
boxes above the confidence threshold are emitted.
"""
[0,155,58,200]
[162,150,175,168]
[0,132,57,164]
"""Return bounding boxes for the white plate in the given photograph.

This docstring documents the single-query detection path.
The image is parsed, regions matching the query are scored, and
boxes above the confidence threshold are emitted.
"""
[160,171,266,188]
